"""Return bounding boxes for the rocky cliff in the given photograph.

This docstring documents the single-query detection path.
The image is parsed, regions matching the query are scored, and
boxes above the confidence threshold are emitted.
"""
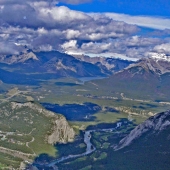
[48,116,75,144]
[11,102,75,144]
[73,54,134,73]
[114,110,170,150]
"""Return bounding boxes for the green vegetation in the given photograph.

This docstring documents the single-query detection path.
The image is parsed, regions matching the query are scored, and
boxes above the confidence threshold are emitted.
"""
[0,102,61,169]
[1,76,170,169]
[62,125,170,170]
[0,153,23,169]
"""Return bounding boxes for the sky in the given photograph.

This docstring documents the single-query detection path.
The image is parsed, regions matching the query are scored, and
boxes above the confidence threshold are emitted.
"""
[59,0,170,17]
[0,0,170,59]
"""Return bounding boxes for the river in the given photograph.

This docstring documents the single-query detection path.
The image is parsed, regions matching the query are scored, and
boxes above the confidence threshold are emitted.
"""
[33,122,122,168]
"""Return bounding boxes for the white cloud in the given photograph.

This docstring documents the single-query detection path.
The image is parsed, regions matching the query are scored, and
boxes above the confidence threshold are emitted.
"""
[153,43,170,55]
[0,0,140,55]
[64,29,81,39]
[61,40,78,51]
[0,0,169,60]
[37,5,89,23]
[0,41,24,55]
[90,13,170,30]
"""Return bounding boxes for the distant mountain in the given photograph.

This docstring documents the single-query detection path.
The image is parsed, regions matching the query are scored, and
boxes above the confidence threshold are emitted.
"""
[0,50,39,64]
[0,50,106,77]
[0,50,134,77]
[124,53,170,75]
[73,54,134,73]
[0,68,40,85]
[93,54,170,101]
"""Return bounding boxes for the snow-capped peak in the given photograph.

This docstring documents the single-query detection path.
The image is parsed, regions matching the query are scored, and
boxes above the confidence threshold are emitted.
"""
[149,53,170,62]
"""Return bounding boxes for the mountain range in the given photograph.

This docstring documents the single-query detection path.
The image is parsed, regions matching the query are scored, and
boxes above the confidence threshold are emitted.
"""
[1,50,170,169]
[0,49,133,75]
[92,53,170,101]
[0,49,134,85]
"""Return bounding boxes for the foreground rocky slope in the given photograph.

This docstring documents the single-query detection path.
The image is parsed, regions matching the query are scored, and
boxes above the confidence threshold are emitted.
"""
[114,110,170,150]
[0,102,75,169]
[10,102,75,144]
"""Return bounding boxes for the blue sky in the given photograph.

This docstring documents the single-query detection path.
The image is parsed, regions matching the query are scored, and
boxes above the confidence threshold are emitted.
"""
[57,0,170,30]
[0,0,170,60]
[59,0,170,17]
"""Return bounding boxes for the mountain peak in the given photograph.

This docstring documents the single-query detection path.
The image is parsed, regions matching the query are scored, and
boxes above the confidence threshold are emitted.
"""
[122,53,170,76]
[0,51,39,65]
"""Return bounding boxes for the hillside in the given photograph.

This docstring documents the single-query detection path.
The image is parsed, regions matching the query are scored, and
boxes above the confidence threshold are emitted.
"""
[91,55,170,101]
[53,110,170,170]
[0,102,75,169]
[115,109,170,150]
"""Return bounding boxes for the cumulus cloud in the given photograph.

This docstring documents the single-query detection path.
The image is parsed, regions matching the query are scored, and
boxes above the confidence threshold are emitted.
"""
[102,13,170,30]
[0,0,140,55]
[60,35,165,59]
[0,41,25,55]
[0,0,169,60]
[153,43,170,55]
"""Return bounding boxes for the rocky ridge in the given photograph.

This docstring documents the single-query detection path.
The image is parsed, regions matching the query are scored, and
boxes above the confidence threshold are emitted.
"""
[0,50,108,77]
[123,54,170,75]
[114,110,170,150]
[73,54,134,73]
[0,51,39,64]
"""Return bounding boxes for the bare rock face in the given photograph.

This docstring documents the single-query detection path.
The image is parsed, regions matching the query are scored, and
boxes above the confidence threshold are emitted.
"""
[0,51,39,64]
[73,54,134,73]
[114,110,170,151]
[48,116,75,144]
[124,54,170,76]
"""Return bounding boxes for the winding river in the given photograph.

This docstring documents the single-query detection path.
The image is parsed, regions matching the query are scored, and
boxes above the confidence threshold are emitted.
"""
[47,130,96,167]
[34,122,122,168]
